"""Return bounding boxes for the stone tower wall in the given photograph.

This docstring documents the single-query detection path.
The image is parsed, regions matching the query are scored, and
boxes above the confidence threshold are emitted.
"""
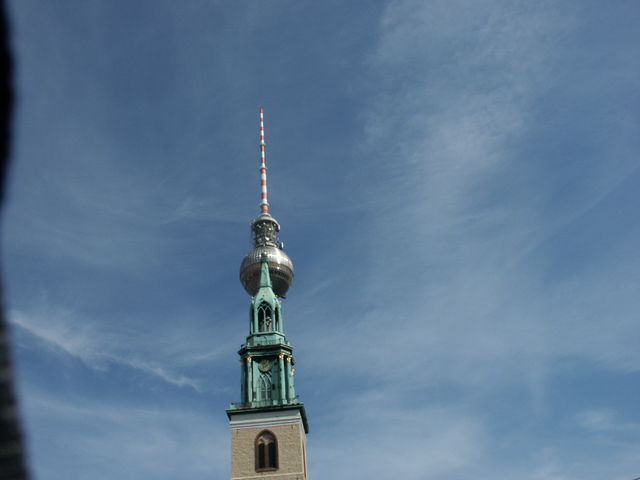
[229,409,307,480]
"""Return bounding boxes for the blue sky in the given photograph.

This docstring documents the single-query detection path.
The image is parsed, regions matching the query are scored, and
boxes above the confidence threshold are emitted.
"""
[3,1,640,479]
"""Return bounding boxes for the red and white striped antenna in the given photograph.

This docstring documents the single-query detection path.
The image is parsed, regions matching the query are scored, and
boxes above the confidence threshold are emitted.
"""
[259,107,269,214]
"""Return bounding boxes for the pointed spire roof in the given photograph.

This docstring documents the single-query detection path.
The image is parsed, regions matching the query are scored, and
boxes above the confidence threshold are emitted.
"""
[253,253,278,307]
[258,252,272,289]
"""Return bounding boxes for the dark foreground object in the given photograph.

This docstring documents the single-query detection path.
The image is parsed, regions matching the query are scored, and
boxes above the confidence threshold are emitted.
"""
[0,0,30,478]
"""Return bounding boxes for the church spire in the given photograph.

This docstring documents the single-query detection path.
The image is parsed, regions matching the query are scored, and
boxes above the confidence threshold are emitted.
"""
[258,252,273,290]
[248,254,281,338]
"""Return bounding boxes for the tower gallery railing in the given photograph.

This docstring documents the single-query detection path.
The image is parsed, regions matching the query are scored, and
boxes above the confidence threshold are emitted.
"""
[230,397,302,409]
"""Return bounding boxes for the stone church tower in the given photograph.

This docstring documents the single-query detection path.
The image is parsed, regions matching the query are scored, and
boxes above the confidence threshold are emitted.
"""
[227,109,309,480]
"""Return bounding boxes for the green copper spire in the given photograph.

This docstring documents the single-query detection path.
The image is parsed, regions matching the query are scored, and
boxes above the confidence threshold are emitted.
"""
[256,253,276,298]
[228,253,302,411]
[259,253,272,288]
[249,254,282,338]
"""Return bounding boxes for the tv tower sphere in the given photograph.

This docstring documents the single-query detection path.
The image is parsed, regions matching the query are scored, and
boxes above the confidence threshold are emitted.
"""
[240,213,294,297]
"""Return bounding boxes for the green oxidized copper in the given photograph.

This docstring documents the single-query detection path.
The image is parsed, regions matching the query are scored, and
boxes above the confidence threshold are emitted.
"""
[228,254,308,432]
[248,253,284,342]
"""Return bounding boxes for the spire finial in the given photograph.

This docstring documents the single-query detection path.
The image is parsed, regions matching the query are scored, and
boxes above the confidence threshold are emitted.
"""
[259,107,269,214]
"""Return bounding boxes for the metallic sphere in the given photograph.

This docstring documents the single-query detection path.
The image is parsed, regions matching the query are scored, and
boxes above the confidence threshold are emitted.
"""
[240,245,294,297]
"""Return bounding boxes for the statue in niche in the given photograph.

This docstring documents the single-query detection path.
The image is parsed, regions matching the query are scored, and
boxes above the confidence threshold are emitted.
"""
[265,316,272,331]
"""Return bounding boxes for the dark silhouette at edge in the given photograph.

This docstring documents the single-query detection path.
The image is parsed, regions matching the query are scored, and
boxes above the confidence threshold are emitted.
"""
[0,0,30,478]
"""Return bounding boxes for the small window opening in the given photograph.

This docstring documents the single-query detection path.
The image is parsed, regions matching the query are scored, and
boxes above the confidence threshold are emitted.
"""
[258,374,272,401]
[255,431,278,471]
[257,303,272,332]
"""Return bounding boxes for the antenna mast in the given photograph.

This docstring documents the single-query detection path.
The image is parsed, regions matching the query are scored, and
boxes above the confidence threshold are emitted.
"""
[259,107,269,213]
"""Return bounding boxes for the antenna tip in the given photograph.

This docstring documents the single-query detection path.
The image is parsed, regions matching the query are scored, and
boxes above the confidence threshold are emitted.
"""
[259,107,264,114]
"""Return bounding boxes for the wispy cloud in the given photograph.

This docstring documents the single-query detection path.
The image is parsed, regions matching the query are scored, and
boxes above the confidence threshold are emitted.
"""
[9,302,232,392]
[20,386,227,480]
[303,0,640,390]
[575,408,640,434]
[287,6,640,479]
[310,390,486,480]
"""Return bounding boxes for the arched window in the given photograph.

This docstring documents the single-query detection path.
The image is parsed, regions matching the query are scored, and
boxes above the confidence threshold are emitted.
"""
[258,373,272,401]
[255,431,278,471]
[257,302,272,332]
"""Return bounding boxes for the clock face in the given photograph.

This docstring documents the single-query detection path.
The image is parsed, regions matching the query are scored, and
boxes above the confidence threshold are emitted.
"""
[258,359,273,373]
